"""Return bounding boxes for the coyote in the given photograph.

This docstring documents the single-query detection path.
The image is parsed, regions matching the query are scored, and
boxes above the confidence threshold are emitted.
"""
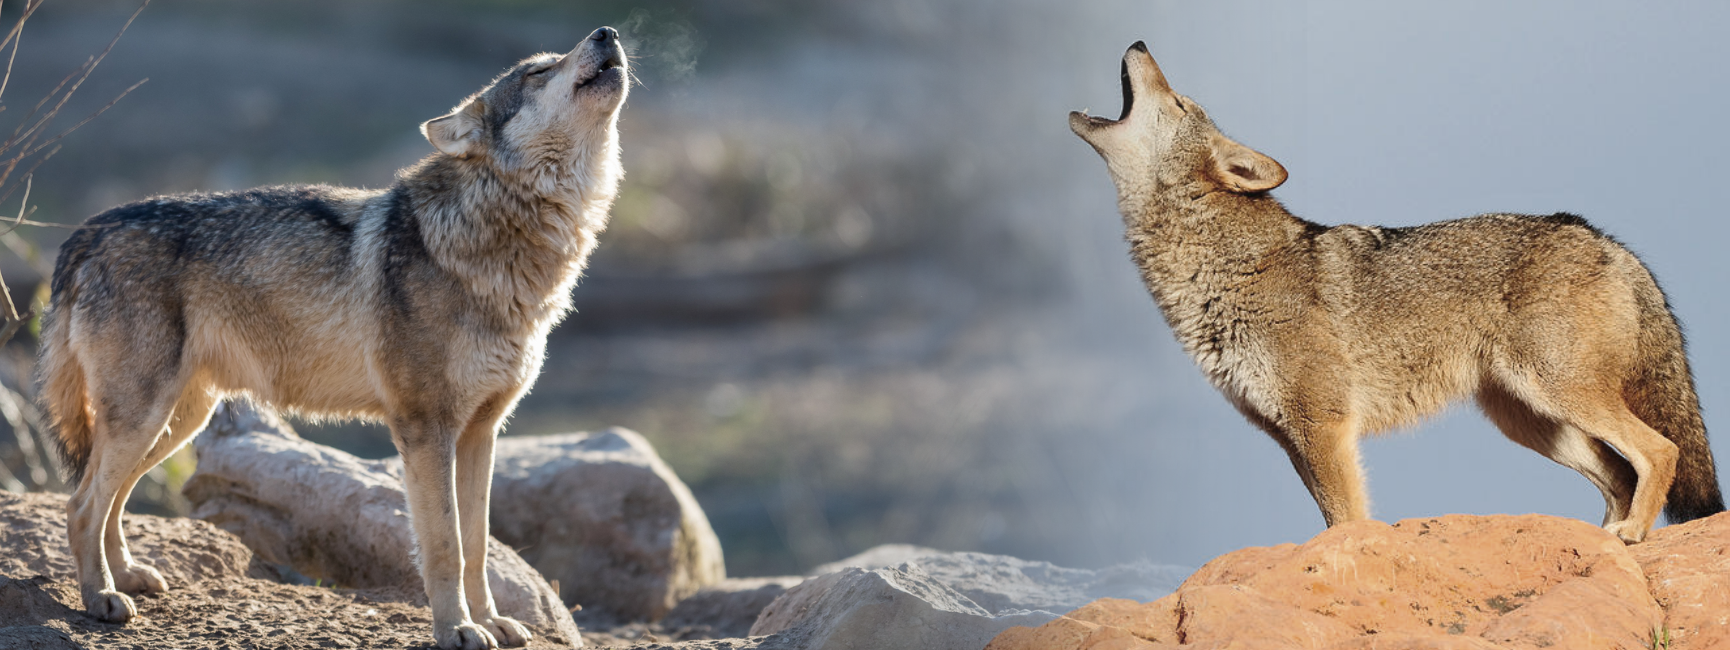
[42,26,628,650]
[1069,42,1724,543]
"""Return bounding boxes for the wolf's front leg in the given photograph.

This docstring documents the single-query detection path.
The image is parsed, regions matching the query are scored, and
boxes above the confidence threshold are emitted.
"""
[398,426,498,650]
[455,396,531,647]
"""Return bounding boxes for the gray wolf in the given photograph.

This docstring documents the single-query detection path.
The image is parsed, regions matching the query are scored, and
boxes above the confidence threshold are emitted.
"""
[1069,42,1723,543]
[42,26,628,650]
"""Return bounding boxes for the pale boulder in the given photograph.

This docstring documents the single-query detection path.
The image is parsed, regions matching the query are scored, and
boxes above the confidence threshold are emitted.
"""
[183,402,581,646]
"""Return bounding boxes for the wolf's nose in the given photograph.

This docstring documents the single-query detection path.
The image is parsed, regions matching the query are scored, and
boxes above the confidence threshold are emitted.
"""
[591,27,617,43]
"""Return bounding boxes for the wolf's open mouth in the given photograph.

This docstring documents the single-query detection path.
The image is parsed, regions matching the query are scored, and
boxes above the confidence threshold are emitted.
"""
[575,54,625,90]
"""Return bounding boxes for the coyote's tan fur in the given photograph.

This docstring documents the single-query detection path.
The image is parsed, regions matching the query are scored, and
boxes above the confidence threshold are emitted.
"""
[42,27,629,650]
[1070,42,1724,543]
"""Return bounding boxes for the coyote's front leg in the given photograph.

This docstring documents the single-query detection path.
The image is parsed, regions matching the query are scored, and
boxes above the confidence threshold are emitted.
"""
[1273,414,1371,527]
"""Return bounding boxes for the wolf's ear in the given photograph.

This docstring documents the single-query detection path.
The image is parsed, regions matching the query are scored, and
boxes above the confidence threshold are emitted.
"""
[421,100,486,158]
[1207,132,1287,193]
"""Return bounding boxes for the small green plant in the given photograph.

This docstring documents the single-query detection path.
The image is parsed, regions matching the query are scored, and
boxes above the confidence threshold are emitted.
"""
[1651,624,1673,650]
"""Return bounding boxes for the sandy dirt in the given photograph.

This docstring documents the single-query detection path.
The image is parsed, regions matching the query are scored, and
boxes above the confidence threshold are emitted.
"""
[0,491,593,649]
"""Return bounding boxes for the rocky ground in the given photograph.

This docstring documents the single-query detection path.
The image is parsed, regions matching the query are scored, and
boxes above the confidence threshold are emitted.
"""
[5,407,1727,650]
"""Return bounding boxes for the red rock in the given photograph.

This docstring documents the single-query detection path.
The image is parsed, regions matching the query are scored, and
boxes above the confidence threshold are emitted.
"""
[1062,597,1179,644]
[989,513,1678,650]
[985,614,1174,650]
[1178,515,1653,641]
[1321,634,1507,649]
[1629,511,1730,650]
[1176,584,1357,649]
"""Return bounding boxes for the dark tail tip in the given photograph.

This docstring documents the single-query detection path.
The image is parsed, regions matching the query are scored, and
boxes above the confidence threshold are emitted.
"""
[1665,485,1726,524]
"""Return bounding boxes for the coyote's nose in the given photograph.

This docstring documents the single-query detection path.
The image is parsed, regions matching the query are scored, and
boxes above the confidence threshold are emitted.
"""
[590,27,618,43]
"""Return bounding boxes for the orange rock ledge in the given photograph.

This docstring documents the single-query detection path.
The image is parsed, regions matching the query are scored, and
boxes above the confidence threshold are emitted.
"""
[988,511,1730,650]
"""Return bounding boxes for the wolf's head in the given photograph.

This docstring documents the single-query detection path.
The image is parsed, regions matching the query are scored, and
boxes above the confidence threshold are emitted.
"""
[420,26,629,175]
[1070,42,1285,198]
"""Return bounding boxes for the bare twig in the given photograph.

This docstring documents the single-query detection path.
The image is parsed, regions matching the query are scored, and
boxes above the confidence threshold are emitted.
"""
[0,381,44,485]
[0,0,148,493]
[0,0,42,59]
[0,1,28,101]
[2,0,147,181]
[17,77,146,160]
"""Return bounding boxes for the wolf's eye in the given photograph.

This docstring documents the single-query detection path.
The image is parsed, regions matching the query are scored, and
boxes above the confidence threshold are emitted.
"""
[526,67,550,77]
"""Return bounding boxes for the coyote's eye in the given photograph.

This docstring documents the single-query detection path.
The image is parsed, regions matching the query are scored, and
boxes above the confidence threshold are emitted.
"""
[526,67,551,77]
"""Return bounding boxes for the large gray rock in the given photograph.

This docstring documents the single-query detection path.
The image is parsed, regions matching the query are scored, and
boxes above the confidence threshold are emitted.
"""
[904,552,1189,615]
[183,403,582,647]
[662,576,805,639]
[462,429,726,622]
[811,545,1190,615]
[808,544,942,576]
[749,566,1053,650]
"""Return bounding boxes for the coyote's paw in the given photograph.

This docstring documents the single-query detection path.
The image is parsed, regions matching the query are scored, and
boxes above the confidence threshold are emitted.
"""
[478,615,532,647]
[113,562,168,595]
[84,589,137,624]
[435,621,499,650]
[1604,520,1648,544]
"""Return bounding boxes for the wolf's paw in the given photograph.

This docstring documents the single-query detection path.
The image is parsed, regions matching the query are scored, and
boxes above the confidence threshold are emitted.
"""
[478,615,532,647]
[84,589,137,624]
[436,621,499,650]
[113,562,168,595]
[1604,520,1648,544]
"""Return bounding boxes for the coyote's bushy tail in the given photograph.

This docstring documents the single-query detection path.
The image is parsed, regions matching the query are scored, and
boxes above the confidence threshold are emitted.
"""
[40,255,93,488]
[1628,278,1725,523]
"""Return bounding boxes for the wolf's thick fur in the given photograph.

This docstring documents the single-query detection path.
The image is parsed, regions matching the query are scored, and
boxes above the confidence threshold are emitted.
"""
[1070,43,1724,543]
[42,27,629,650]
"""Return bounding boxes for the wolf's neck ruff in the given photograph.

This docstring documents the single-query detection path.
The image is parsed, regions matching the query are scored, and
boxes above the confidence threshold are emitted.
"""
[401,137,620,330]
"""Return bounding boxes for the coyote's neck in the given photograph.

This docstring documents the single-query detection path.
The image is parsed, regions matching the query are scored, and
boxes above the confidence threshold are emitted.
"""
[1120,187,1314,344]
[400,143,621,330]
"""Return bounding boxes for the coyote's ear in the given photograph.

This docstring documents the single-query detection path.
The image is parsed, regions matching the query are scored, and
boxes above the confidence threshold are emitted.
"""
[421,100,486,158]
[1207,132,1287,193]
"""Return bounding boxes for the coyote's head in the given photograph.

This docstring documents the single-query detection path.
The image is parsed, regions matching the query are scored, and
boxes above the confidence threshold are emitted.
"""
[1070,42,1285,198]
[420,26,629,176]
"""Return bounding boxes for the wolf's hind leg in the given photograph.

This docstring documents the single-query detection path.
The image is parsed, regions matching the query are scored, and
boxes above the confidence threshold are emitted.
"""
[68,378,183,622]
[455,393,530,647]
[1478,384,1636,526]
[103,383,220,595]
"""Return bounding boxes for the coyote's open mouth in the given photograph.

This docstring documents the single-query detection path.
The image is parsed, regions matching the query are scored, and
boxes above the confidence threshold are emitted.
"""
[1075,41,1144,129]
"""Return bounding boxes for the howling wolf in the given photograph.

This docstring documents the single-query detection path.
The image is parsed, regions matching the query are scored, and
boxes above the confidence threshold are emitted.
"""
[43,25,629,650]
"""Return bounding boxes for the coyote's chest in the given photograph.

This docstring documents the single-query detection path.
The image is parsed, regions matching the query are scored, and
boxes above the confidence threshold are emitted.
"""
[1152,276,1285,425]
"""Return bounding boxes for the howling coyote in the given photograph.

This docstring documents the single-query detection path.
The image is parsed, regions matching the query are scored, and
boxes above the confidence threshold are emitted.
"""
[1070,42,1723,543]
[44,26,629,650]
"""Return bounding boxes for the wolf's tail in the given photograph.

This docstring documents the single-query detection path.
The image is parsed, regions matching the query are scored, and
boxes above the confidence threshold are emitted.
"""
[39,262,93,488]
[1627,275,1725,523]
